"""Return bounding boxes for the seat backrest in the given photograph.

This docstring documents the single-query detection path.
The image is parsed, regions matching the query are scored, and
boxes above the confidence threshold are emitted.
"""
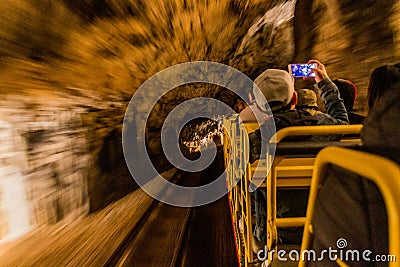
[300,147,400,267]
[264,125,363,253]
[222,118,366,266]
[268,124,363,144]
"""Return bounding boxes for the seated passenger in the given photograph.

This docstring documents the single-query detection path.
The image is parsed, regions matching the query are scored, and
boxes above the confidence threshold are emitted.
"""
[362,63,400,163]
[295,88,342,141]
[249,59,349,162]
[365,63,400,113]
[248,60,349,249]
[238,68,296,123]
[311,64,400,266]
[333,79,357,112]
[333,78,365,124]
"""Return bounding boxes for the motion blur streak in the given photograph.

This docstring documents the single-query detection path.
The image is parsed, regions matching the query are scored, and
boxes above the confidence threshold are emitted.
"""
[0,0,399,265]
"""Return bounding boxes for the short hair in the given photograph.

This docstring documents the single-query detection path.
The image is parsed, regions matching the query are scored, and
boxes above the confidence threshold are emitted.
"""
[367,64,400,111]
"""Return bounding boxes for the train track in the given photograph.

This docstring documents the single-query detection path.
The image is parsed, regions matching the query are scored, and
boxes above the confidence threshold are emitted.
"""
[105,171,198,266]
[106,150,238,267]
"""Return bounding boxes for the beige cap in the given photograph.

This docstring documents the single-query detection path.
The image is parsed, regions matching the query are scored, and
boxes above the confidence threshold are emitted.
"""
[296,89,318,109]
[253,69,295,112]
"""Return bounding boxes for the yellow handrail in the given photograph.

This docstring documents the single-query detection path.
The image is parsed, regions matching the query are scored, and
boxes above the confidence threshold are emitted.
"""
[270,124,363,143]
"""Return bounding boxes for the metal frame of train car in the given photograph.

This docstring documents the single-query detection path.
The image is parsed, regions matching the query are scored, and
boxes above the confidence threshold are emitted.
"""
[223,115,260,265]
[222,114,363,266]
[264,125,363,258]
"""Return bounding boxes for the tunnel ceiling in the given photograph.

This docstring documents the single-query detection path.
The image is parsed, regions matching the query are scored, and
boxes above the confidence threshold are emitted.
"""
[0,0,295,98]
[2,0,400,114]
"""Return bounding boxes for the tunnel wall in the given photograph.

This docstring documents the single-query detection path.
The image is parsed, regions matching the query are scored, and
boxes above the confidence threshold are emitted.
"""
[0,1,137,239]
[294,0,400,113]
[0,90,135,239]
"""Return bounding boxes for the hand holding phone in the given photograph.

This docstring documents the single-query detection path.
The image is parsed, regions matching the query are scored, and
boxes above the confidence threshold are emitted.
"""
[307,60,329,83]
[288,63,317,78]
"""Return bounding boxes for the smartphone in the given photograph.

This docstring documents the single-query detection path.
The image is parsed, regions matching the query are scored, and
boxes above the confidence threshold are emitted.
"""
[288,63,316,78]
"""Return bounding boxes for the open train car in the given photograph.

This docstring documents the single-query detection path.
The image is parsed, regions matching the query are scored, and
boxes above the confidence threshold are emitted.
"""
[222,115,400,267]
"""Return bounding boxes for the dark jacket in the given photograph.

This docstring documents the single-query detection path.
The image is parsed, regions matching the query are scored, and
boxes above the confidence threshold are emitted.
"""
[314,77,349,126]
[361,81,400,164]
[311,83,400,267]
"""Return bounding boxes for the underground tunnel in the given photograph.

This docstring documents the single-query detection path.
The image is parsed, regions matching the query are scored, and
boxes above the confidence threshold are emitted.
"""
[0,0,399,265]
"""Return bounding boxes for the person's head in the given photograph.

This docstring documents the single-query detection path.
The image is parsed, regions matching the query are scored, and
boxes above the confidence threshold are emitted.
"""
[333,79,357,112]
[252,69,296,114]
[296,89,318,111]
[367,64,400,111]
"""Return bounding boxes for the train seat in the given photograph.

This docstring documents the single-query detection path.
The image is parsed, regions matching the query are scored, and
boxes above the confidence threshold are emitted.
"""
[300,147,400,267]
[222,115,365,266]
[258,125,363,256]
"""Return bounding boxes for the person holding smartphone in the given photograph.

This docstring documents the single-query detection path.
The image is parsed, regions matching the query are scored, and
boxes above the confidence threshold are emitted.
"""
[305,59,349,128]
[249,59,349,163]
[247,60,349,249]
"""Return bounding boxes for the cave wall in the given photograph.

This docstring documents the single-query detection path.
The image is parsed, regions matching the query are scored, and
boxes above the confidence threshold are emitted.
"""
[0,0,399,240]
[0,89,135,239]
[230,0,296,79]
[0,1,137,239]
[294,0,400,113]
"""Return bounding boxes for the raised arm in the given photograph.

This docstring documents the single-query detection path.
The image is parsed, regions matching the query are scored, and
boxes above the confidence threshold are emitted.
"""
[308,60,349,125]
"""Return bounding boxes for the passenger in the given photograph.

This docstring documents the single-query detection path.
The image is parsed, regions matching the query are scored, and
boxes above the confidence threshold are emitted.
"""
[311,65,400,266]
[249,59,349,162]
[248,60,349,249]
[366,63,400,112]
[238,68,296,123]
[296,88,348,142]
[333,78,365,124]
[295,88,319,115]
[362,63,400,163]
[333,79,357,112]
[238,69,308,135]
